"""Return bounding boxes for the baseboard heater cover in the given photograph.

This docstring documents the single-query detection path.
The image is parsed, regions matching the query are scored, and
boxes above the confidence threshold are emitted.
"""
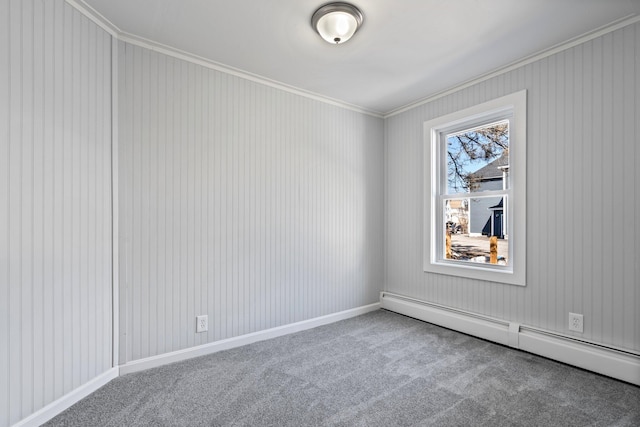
[380,291,640,386]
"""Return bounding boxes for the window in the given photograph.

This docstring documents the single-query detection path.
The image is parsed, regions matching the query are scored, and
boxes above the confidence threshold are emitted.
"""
[423,91,526,286]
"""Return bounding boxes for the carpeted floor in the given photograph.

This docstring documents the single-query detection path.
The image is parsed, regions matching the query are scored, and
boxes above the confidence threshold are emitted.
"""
[46,310,640,426]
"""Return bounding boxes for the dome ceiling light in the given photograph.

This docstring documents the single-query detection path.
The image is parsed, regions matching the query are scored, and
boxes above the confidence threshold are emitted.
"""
[311,2,363,45]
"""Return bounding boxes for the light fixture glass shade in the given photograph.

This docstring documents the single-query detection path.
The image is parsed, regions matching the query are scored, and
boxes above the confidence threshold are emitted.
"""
[312,3,363,44]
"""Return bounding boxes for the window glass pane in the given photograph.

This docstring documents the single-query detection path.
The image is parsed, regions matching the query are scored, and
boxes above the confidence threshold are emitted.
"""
[444,195,509,266]
[446,120,509,194]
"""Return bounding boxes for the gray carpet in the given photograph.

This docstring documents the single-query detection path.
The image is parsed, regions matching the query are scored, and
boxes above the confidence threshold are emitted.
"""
[46,310,640,426]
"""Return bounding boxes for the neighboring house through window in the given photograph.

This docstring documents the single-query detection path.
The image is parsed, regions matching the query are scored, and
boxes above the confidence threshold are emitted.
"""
[468,151,509,238]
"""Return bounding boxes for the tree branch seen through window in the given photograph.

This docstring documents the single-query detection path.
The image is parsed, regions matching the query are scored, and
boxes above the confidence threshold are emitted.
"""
[446,121,508,193]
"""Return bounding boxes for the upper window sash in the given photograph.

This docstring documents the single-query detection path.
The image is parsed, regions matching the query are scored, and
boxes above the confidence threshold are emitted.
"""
[441,118,511,196]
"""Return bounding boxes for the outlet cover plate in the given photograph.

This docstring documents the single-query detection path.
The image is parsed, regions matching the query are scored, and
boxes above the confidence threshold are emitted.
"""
[196,315,208,333]
[569,312,583,333]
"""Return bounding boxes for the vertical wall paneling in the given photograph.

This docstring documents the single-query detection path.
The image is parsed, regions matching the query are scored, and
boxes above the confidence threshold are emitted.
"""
[623,24,639,350]
[610,29,623,347]
[0,0,9,423]
[0,1,113,426]
[118,43,384,364]
[384,21,640,353]
[111,35,120,370]
[635,22,640,351]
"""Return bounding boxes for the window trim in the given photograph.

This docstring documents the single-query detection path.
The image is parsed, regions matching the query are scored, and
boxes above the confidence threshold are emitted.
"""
[423,90,527,286]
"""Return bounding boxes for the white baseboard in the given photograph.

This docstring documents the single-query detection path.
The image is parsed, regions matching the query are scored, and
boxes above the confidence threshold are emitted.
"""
[380,291,640,386]
[12,303,380,426]
[119,302,380,375]
[13,367,119,427]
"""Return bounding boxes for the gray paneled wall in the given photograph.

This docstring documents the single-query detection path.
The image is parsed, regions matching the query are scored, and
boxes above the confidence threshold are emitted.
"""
[5,1,637,425]
[117,42,384,363]
[385,22,639,352]
[0,1,113,426]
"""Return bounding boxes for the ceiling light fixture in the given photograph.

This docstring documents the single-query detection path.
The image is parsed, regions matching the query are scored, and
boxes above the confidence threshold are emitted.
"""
[311,2,363,45]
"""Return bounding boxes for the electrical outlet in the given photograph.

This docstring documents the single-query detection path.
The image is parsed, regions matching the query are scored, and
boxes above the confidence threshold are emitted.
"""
[196,315,208,333]
[568,312,583,333]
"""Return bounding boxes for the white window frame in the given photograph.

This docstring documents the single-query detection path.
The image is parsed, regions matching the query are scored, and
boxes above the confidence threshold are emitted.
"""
[423,90,527,286]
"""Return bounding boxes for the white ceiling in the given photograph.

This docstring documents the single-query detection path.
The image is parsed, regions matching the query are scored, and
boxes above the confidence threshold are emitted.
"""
[83,0,640,115]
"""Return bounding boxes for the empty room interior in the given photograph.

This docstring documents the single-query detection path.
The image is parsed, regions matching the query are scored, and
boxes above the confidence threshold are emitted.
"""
[2,0,640,425]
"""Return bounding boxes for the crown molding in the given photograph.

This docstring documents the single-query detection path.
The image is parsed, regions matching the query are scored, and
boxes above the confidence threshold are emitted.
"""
[384,13,640,118]
[64,1,639,119]
[116,31,383,117]
[65,0,120,36]
[65,0,383,118]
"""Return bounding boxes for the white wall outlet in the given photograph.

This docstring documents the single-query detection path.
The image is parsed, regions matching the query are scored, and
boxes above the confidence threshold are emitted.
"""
[196,315,208,333]
[569,312,583,333]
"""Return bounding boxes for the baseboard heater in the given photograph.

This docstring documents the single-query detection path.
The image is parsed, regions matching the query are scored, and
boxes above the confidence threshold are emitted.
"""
[380,291,640,386]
